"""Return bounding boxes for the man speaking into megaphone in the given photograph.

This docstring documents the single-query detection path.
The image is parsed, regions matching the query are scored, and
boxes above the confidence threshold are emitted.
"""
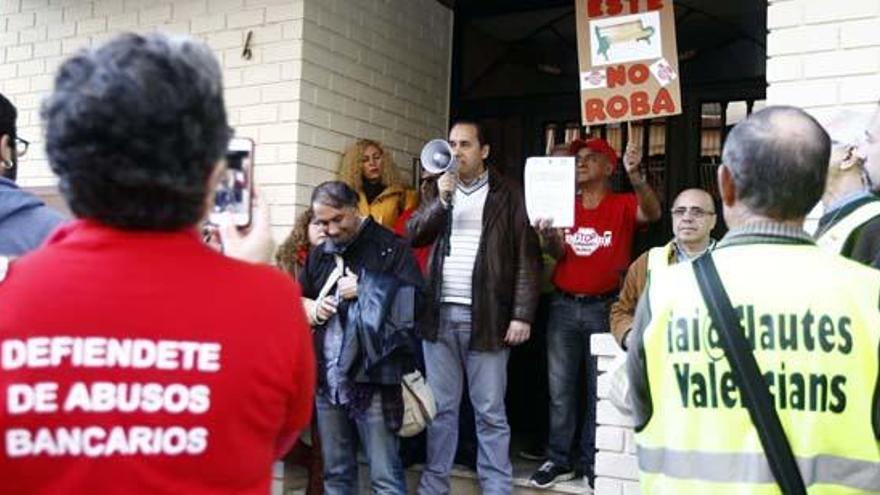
[407,121,541,494]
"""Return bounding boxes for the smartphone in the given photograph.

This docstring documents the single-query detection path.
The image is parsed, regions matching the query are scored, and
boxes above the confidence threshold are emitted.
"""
[210,137,254,227]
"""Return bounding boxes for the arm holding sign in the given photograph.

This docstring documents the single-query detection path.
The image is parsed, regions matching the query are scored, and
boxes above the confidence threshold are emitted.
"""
[623,140,661,224]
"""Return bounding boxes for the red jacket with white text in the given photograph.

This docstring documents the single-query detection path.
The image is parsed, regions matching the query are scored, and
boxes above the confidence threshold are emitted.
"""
[0,220,315,495]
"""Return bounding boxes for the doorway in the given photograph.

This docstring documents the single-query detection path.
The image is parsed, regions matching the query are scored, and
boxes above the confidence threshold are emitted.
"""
[438,0,769,483]
[447,0,767,247]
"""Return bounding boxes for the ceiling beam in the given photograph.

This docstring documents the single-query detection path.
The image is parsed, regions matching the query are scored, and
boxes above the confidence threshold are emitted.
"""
[457,0,572,18]
[675,0,766,49]
[462,9,574,96]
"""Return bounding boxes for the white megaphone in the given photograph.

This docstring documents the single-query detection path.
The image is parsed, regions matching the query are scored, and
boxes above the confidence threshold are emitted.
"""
[420,139,457,175]
[420,139,456,256]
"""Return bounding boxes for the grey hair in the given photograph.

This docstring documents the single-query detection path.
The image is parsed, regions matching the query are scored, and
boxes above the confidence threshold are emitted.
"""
[721,106,830,220]
[311,180,359,209]
[41,31,230,229]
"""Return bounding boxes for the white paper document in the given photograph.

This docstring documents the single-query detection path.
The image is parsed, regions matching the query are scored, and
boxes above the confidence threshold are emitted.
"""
[523,156,575,228]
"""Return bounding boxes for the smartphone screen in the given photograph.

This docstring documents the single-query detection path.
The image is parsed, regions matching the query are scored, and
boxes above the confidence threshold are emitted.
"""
[210,137,254,227]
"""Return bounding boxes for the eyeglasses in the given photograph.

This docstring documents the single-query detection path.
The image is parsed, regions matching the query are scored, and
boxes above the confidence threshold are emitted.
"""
[14,137,28,157]
[671,206,715,218]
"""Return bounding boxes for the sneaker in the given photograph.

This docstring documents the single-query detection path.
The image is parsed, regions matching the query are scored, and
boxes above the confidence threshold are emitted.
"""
[529,461,576,489]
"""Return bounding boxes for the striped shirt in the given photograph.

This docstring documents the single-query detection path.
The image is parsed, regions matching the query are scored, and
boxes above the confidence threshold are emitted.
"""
[441,172,489,305]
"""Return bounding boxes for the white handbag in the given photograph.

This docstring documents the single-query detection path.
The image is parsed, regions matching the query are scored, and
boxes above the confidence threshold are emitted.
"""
[398,370,437,437]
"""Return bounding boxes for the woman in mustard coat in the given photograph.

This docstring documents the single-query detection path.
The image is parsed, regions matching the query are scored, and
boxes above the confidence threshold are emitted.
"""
[337,138,416,229]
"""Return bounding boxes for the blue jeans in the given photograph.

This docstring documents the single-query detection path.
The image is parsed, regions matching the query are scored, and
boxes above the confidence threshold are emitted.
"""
[316,392,406,495]
[418,304,512,495]
[546,294,608,479]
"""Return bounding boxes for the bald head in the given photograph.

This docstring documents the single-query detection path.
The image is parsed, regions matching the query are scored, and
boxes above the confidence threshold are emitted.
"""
[673,189,713,211]
[721,106,830,220]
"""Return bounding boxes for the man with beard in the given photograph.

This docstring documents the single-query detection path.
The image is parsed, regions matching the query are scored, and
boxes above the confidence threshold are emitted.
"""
[0,93,65,255]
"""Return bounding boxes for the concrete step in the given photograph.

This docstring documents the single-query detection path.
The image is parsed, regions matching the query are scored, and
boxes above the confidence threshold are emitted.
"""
[398,461,593,495]
[360,461,594,494]
[281,454,595,494]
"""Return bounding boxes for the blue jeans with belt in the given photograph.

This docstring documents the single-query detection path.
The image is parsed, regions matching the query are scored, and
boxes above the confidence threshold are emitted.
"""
[546,292,609,481]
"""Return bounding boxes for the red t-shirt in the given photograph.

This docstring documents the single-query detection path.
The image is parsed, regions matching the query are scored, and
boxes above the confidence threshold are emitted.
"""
[552,193,638,295]
[0,220,315,495]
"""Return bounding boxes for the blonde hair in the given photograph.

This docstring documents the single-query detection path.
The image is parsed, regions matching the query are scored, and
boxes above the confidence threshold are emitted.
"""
[337,138,403,192]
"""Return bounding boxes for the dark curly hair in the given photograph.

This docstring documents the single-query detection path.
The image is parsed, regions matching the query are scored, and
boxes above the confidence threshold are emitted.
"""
[275,207,315,276]
[41,32,230,230]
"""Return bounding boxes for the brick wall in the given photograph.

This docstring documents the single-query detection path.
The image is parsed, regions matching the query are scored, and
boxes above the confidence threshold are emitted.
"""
[766,0,880,229]
[1,0,306,240]
[767,0,880,121]
[0,0,452,240]
[295,0,452,213]
[592,333,641,495]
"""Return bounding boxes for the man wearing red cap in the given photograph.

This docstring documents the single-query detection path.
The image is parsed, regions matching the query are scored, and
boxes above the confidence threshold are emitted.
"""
[529,137,660,489]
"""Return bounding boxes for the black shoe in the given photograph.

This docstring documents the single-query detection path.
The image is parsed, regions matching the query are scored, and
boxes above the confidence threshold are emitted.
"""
[529,461,576,489]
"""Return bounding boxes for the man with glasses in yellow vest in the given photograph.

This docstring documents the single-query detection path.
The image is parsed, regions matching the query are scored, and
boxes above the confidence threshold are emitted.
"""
[610,188,716,349]
[626,106,880,494]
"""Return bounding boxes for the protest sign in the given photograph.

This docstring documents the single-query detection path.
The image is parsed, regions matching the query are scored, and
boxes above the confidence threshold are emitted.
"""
[575,0,682,125]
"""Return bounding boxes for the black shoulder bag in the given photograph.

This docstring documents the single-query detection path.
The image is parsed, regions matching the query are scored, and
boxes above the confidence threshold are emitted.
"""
[692,253,807,494]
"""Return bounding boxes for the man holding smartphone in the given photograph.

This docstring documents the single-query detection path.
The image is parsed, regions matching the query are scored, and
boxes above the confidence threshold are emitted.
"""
[0,33,315,495]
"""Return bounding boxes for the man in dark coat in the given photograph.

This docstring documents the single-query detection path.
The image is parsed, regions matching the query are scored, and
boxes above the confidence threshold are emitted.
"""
[299,180,423,495]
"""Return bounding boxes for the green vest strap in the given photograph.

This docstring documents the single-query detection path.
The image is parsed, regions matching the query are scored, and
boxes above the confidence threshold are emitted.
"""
[639,447,880,491]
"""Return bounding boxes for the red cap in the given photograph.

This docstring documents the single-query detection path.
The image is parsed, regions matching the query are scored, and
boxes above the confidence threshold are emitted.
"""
[568,138,618,164]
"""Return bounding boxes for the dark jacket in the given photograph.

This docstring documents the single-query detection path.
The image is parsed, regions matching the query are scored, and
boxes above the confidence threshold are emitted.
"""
[299,217,423,391]
[407,168,541,351]
[331,270,417,386]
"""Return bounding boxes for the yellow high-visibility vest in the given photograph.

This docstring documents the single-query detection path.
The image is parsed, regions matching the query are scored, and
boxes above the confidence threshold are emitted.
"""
[645,243,673,280]
[816,200,880,256]
[635,241,880,494]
